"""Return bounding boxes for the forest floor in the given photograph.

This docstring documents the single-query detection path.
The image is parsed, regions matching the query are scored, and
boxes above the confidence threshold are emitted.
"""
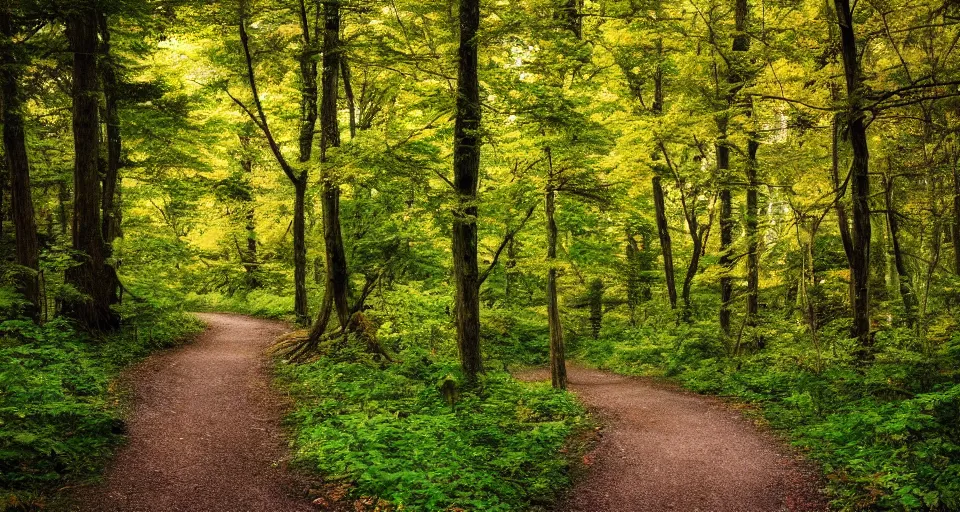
[516,366,830,512]
[65,313,315,512]
[60,313,828,512]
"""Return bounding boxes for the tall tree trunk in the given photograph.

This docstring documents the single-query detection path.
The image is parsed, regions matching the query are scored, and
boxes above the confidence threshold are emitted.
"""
[953,153,960,275]
[452,0,482,381]
[883,173,915,327]
[652,176,677,308]
[717,125,733,337]
[650,53,677,309]
[546,187,566,389]
[318,0,350,331]
[0,8,40,318]
[238,132,260,288]
[831,113,856,305]
[98,13,122,257]
[733,0,760,330]
[716,0,751,338]
[294,2,319,326]
[64,2,119,330]
[834,0,872,346]
[745,138,760,327]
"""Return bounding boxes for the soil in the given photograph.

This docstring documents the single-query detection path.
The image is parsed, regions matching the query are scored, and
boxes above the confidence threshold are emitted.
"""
[67,313,316,512]
[516,365,829,512]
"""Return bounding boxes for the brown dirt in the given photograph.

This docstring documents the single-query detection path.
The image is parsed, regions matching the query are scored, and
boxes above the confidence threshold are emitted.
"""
[517,365,829,512]
[66,313,316,512]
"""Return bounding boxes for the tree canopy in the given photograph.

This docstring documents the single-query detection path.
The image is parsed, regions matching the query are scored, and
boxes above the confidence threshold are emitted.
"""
[3,0,960,509]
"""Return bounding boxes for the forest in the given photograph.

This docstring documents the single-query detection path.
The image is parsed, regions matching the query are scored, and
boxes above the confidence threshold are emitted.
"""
[2,0,960,510]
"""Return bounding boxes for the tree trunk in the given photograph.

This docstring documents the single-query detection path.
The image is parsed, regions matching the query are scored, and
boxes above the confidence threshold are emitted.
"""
[238,132,260,288]
[588,278,603,339]
[650,47,677,309]
[321,183,350,328]
[733,0,759,329]
[98,13,122,256]
[682,217,703,321]
[341,58,357,139]
[716,0,750,338]
[953,154,960,275]
[745,138,760,327]
[317,0,350,332]
[831,113,856,307]
[505,237,517,302]
[563,0,581,39]
[453,0,482,381]
[546,187,566,389]
[834,0,872,346]
[58,179,69,236]
[652,176,677,308]
[293,5,318,326]
[717,130,733,337]
[883,173,915,327]
[64,2,119,330]
[0,8,40,318]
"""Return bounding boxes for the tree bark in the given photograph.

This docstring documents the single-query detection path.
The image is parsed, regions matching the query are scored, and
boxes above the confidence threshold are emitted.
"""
[293,1,318,325]
[98,13,122,256]
[238,132,260,288]
[341,58,357,139]
[834,0,872,346]
[64,2,119,330]
[745,139,759,325]
[452,0,482,381]
[682,213,703,321]
[546,187,566,389]
[318,0,350,331]
[734,0,760,329]
[563,0,581,39]
[650,54,677,309]
[0,8,41,318]
[717,128,733,337]
[883,173,915,327]
[652,176,677,308]
[953,153,960,276]
[831,113,856,305]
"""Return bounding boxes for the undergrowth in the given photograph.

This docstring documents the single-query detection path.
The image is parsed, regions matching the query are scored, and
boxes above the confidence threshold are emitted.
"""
[0,302,204,511]
[183,290,293,320]
[277,346,587,511]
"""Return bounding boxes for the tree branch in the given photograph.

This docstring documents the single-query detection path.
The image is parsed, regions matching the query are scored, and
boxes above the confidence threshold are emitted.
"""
[479,202,537,285]
[237,19,300,184]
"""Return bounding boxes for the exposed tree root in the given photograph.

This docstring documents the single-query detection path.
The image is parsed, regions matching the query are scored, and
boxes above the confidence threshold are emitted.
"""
[272,308,393,364]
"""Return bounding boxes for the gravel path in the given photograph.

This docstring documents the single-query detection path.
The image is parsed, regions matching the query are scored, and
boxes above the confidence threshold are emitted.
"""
[517,365,828,512]
[69,313,314,512]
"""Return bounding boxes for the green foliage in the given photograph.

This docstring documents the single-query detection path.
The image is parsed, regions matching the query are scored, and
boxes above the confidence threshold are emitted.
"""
[278,353,586,511]
[0,309,203,510]
[183,290,293,320]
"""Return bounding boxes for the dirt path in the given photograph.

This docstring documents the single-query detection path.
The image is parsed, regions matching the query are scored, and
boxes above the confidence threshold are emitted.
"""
[517,365,828,512]
[69,313,314,512]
